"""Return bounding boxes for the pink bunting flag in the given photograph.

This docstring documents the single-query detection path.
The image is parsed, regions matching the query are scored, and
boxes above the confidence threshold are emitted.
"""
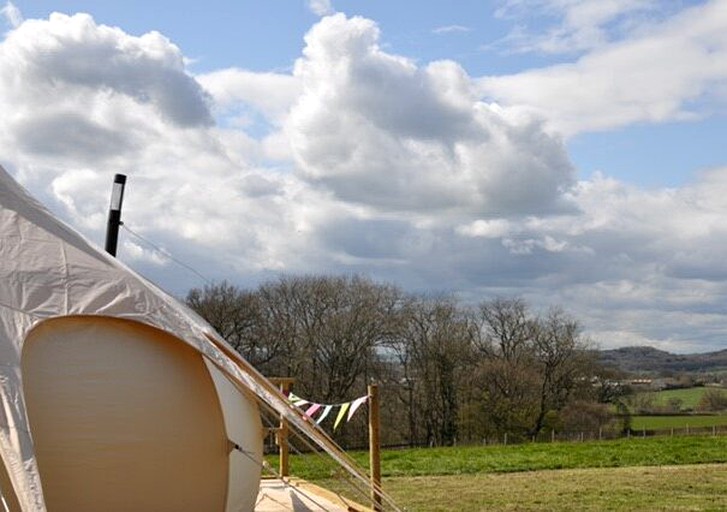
[305,403,322,418]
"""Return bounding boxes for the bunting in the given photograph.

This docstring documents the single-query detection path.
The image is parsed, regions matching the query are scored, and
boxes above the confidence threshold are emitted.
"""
[286,392,368,430]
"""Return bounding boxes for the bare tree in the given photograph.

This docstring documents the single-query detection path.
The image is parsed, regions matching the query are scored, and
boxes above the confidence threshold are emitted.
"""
[393,296,474,446]
[185,281,277,367]
[188,279,606,447]
[473,298,594,438]
[529,308,592,436]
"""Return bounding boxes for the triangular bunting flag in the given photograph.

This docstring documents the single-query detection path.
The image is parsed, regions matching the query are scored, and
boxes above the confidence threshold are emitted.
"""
[305,403,322,417]
[289,392,309,407]
[316,405,333,425]
[347,395,368,421]
[334,402,351,431]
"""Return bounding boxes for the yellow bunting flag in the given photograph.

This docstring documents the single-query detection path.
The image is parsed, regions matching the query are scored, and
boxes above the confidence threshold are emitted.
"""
[333,402,351,431]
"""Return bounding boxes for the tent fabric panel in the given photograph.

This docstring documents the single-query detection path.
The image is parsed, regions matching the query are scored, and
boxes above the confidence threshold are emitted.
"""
[0,455,21,512]
[205,361,264,512]
[0,313,44,512]
[21,317,230,512]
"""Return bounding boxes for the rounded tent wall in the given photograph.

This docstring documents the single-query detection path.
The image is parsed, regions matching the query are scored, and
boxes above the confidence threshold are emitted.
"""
[20,316,263,512]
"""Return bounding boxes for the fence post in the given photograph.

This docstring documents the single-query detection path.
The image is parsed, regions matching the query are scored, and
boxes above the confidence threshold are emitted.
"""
[271,378,294,478]
[599,427,603,441]
[369,384,382,512]
[504,433,508,445]
[551,429,555,443]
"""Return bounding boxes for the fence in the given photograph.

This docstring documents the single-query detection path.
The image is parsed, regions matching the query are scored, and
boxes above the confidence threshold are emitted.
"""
[468,423,727,447]
[263,423,727,455]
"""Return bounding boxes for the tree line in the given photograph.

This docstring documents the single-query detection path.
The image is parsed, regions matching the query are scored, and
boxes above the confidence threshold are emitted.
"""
[186,275,626,448]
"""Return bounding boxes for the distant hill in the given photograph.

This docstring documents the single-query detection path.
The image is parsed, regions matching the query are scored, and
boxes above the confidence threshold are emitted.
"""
[599,346,727,375]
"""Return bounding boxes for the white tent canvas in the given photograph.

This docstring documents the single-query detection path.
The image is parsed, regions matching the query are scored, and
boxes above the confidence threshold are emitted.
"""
[0,165,267,511]
[0,164,390,512]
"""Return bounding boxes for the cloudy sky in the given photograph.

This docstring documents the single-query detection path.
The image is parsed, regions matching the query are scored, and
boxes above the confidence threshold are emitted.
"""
[2,1,727,353]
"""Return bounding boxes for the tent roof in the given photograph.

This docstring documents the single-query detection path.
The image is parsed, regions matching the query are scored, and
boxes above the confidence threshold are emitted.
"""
[0,165,380,512]
[0,166,247,510]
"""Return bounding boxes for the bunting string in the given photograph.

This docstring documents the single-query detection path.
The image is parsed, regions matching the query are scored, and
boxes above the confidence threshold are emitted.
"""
[286,392,368,430]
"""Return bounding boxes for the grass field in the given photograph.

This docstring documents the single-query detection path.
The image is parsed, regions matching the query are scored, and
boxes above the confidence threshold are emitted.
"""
[644,387,712,410]
[631,414,727,430]
[283,435,727,480]
[279,436,727,510]
[377,464,727,511]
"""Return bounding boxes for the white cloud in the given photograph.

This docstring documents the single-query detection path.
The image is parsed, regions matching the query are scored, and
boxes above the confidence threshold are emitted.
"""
[1,1,22,28]
[2,10,727,353]
[0,12,315,283]
[197,68,300,126]
[494,0,660,54]
[457,219,512,238]
[288,14,576,215]
[433,25,471,35]
[481,0,727,136]
[308,0,335,17]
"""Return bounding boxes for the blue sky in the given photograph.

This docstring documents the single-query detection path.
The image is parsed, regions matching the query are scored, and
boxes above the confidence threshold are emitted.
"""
[2,0,727,353]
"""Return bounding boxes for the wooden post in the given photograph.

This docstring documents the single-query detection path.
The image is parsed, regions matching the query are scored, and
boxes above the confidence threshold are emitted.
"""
[270,378,295,478]
[368,384,382,512]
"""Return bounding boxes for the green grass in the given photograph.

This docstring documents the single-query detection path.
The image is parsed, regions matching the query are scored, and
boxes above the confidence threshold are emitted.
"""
[275,436,727,510]
[632,414,727,430]
[646,387,712,410]
[378,464,727,511]
[278,435,727,481]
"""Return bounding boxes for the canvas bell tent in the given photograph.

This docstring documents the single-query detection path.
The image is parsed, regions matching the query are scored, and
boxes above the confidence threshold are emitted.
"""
[0,164,271,511]
[0,164,395,512]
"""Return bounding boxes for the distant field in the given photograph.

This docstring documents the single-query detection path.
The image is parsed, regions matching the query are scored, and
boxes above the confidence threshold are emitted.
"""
[631,414,727,431]
[644,387,712,410]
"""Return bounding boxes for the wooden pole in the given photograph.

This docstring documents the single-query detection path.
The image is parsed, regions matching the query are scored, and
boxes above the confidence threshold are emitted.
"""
[271,378,295,478]
[368,384,382,512]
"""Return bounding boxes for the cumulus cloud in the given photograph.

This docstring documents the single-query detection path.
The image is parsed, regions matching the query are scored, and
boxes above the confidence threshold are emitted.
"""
[288,14,576,215]
[197,68,300,126]
[482,0,727,136]
[2,10,727,353]
[0,13,212,129]
[0,12,309,281]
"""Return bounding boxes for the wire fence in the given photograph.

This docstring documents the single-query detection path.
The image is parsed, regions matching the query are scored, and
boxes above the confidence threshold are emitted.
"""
[264,421,727,455]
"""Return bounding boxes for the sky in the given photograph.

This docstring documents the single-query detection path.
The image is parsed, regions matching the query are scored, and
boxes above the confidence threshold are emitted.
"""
[1,1,727,354]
